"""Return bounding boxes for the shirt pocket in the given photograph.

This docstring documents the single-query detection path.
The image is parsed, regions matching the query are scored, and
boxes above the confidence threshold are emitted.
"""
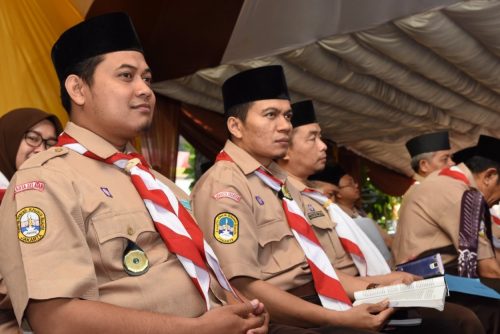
[257,219,302,276]
[310,217,346,262]
[90,210,157,281]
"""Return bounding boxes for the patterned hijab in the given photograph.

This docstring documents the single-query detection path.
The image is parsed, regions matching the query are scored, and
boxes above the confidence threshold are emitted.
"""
[0,108,63,180]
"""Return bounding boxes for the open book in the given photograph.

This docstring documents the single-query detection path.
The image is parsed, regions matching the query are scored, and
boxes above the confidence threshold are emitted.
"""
[353,276,447,311]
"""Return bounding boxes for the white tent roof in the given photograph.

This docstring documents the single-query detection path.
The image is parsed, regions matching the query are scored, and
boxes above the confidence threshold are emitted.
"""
[153,0,500,176]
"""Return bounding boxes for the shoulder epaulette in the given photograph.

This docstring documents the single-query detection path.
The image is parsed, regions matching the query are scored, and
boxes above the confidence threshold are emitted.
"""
[18,147,69,170]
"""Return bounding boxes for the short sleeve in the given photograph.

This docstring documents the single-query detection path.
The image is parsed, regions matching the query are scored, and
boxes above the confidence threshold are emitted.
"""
[191,163,261,280]
[0,167,98,323]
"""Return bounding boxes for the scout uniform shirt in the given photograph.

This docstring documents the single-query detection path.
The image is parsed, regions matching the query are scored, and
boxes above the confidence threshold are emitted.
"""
[288,176,358,276]
[191,140,312,291]
[401,173,424,199]
[0,122,221,325]
[393,163,495,265]
[0,281,18,334]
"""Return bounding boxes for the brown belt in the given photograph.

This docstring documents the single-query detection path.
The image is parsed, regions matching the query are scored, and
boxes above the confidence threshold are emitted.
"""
[287,281,316,298]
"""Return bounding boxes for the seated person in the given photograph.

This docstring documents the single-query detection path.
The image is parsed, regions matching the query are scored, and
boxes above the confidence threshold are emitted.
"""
[454,147,500,267]
[405,131,454,182]
[0,13,267,334]
[309,165,393,265]
[394,135,500,333]
[279,100,493,334]
[0,108,62,202]
[0,107,62,334]
[192,66,395,333]
[394,135,500,277]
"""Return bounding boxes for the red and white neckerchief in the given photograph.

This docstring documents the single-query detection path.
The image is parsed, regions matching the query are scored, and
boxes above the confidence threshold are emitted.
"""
[58,133,237,310]
[216,151,351,310]
[0,172,8,203]
[491,205,500,227]
[301,189,391,276]
[439,166,470,186]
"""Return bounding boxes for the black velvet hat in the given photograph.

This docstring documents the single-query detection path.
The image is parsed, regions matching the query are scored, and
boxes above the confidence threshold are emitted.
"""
[405,131,450,157]
[222,65,290,113]
[474,135,499,163]
[452,135,499,164]
[51,12,143,83]
[452,147,475,164]
[309,165,347,186]
[291,100,317,128]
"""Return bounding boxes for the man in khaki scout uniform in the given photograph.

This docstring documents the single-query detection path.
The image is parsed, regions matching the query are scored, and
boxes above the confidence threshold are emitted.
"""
[454,149,500,268]
[191,65,401,333]
[401,131,455,202]
[276,100,485,334]
[0,13,269,334]
[394,135,500,333]
[308,165,394,265]
[406,131,454,181]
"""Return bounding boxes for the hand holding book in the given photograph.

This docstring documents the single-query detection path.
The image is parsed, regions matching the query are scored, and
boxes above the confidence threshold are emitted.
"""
[353,276,447,311]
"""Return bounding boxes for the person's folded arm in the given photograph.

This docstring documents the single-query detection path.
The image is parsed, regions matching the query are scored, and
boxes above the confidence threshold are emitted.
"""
[27,297,266,334]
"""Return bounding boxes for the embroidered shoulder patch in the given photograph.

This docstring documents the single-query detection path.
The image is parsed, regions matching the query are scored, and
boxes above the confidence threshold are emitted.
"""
[214,212,239,244]
[14,181,45,195]
[213,191,241,202]
[17,207,46,243]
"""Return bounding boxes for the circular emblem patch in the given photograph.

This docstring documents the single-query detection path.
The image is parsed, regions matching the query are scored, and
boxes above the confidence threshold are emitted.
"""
[214,212,239,244]
[17,207,46,243]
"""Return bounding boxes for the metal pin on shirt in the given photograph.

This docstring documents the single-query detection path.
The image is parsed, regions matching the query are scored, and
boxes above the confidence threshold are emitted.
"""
[124,158,141,174]
[123,240,150,276]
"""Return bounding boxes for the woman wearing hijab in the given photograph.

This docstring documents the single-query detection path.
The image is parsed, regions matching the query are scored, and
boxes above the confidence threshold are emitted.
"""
[0,107,62,333]
[0,108,62,202]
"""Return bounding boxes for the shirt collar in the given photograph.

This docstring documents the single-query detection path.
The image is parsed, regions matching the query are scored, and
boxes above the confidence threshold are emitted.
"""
[64,122,136,159]
[223,140,288,181]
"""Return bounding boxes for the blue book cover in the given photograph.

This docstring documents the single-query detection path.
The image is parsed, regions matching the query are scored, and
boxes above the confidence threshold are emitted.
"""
[395,253,444,278]
[445,274,500,299]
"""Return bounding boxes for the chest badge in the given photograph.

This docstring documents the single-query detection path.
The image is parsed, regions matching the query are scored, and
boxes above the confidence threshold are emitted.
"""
[123,241,150,276]
[214,212,239,244]
[17,207,46,243]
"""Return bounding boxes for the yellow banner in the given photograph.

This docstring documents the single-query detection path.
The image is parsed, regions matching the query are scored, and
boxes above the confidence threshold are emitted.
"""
[0,0,92,124]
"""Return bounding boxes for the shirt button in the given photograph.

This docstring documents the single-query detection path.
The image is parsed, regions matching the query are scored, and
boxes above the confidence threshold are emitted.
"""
[127,227,134,236]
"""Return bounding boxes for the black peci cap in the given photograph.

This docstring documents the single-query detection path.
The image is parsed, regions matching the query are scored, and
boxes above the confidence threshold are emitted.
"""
[452,147,475,164]
[222,65,290,114]
[309,165,347,186]
[405,131,450,158]
[474,135,499,163]
[291,100,317,128]
[51,12,143,84]
[452,135,499,164]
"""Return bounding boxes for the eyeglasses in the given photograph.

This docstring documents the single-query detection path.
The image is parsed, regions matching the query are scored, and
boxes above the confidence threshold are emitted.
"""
[24,131,58,149]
